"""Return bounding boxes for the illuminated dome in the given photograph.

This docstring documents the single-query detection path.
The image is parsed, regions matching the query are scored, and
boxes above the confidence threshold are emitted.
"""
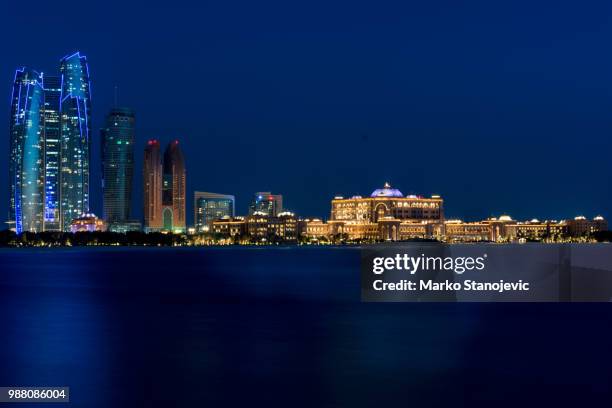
[498,215,513,222]
[371,182,403,198]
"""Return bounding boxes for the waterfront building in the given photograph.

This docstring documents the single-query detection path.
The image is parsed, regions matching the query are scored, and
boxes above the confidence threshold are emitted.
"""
[70,213,107,233]
[59,52,92,231]
[331,182,443,223]
[300,183,609,243]
[108,220,142,233]
[194,192,235,232]
[514,219,567,241]
[143,140,163,232]
[246,212,270,239]
[211,212,298,242]
[101,108,135,224]
[325,183,443,241]
[162,141,186,233]
[8,68,46,233]
[249,192,283,217]
[42,75,62,231]
[269,212,298,241]
[299,218,330,240]
[210,216,247,238]
[443,220,492,242]
[567,216,608,237]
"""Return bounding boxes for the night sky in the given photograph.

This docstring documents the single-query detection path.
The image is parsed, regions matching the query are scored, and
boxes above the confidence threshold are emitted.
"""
[3,0,612,225]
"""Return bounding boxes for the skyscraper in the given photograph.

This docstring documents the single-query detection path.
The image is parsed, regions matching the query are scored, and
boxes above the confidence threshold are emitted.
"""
[143,139,163,232]
[8,69,46,233]
[7,52,92,233]
[42,75,62,231]
[249,192,283,217]
[162,141,186,232]
[59,52,92,231]
[101,107,135,223]
[194,192,235,232]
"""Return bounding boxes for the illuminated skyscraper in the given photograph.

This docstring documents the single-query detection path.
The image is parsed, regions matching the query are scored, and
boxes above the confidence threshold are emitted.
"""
[8,69,46,233]
[249,192,283,217]
[42,75,61,231]
[7,52,91,233]
[143,139,163,232]
[162,141,186,232]
[59,52,92,231]
[101,107,135,223]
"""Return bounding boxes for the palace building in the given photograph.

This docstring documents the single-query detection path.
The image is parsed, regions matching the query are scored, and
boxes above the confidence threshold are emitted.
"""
[330,182,443,223]
[325,183,443,241]
[298,183,608,243]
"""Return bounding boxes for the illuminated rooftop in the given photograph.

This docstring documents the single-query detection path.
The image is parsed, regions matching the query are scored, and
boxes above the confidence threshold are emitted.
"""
[370,182,404,198]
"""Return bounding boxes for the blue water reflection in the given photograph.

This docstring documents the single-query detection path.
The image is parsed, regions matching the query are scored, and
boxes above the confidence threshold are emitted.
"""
[0,247,610,407]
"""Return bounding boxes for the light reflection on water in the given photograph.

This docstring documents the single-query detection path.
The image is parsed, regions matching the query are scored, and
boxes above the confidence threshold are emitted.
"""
[0,247,609,407]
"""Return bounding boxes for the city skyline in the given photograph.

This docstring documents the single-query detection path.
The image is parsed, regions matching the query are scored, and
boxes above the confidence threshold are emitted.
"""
[4,53,609,232]
[4,0,612,224]
[5,62,611,231]
[4,69,610,238]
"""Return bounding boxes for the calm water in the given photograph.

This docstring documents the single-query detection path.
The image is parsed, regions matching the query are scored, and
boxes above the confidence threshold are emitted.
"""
[0,246,610,406]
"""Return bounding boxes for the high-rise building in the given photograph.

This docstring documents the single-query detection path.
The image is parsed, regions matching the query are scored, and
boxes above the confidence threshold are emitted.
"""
[101,107,135,223]
[194,192,235,232]
[59,52,92,231]
[42,75,62,231]
[8,69,46,233]
[162,141,186,232]
[143,139,163,232]
[249,192,283,217]
[7,52,91,233]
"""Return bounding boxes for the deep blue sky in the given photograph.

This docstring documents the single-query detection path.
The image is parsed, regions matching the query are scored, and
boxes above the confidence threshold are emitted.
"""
[3,0,612,225]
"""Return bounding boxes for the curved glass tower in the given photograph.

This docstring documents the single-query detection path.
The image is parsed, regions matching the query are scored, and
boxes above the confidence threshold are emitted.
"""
[101,107,135,223]
[59,52,92,231]
[8,68,46,233]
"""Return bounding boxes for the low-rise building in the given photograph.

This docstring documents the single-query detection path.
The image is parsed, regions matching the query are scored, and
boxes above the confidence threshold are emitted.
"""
[70,214,107,233]
[443,220,491,242]
[211,212,299,242]
[210,216,247,238]
[108,220,142,233]
[299,218,330,239]
[567,216,608,237]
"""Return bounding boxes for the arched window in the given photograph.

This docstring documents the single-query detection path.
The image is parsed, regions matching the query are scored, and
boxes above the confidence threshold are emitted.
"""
[163,207,173,230]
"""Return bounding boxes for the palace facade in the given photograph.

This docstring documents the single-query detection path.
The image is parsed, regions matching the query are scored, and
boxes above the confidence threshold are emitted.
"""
[300,183,607,242]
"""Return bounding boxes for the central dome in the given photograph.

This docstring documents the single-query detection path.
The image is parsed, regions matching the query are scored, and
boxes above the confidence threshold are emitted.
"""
[371,182,404,198]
